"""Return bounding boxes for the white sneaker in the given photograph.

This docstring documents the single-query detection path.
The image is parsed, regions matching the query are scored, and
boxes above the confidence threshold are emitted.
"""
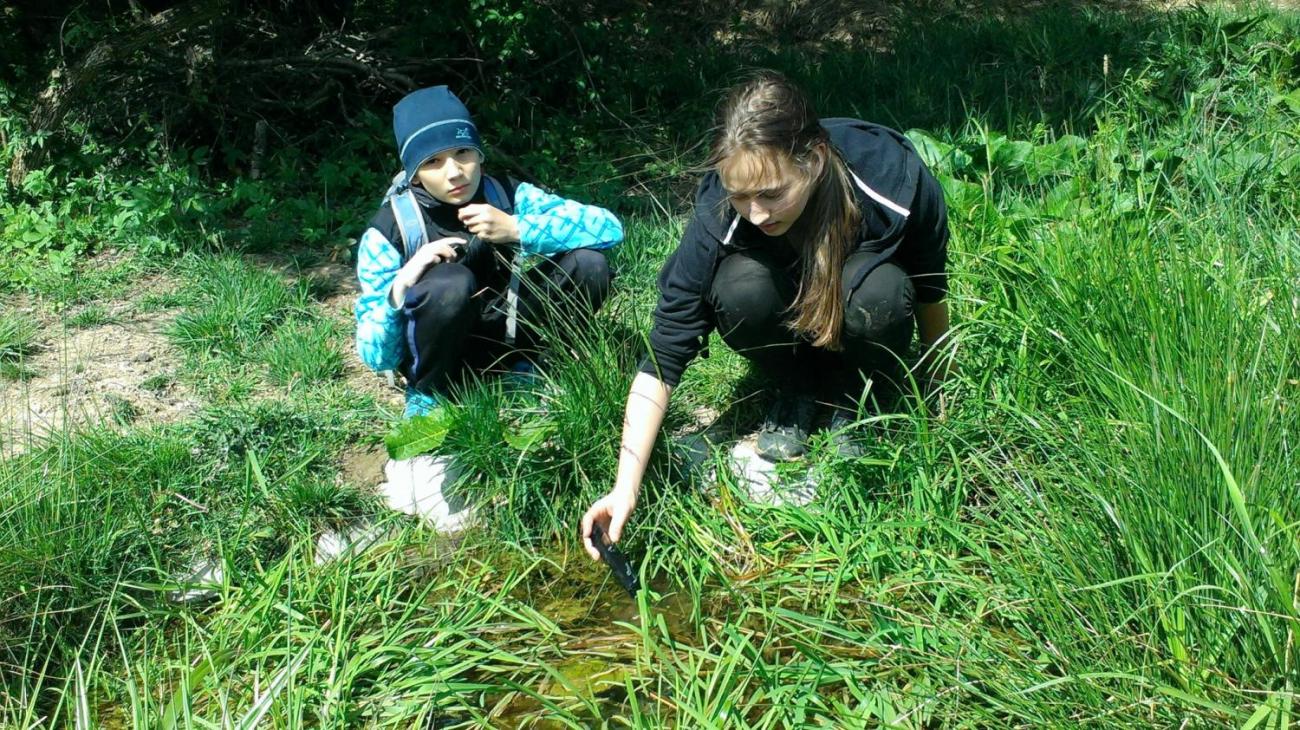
[314,520,395,565]
[728,441,817,507]
[378,454,476,534]
[168,554,225,603]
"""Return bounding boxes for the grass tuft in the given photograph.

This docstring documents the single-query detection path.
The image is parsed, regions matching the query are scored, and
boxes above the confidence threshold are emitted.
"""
[169,256,310,359]
[65,305,121,329]
[259,318,346,388]
[0,313,39,363]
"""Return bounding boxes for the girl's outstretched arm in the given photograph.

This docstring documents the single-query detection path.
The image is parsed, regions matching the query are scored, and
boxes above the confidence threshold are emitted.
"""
[581,371,672,561]
[916,299,952,383]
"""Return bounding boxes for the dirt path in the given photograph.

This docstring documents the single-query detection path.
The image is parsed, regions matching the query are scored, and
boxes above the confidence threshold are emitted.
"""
[0,277,201,455]
[0,260,403,458]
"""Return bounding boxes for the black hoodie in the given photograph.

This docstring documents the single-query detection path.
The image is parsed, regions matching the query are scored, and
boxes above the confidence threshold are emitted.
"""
[640,118,950,387]
[364,175,523,285]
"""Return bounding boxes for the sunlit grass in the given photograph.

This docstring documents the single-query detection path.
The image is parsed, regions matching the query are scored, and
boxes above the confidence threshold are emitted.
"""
[3,4,1299,727]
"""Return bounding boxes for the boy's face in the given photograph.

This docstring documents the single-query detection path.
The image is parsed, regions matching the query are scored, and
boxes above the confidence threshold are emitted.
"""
[415,147,482,205]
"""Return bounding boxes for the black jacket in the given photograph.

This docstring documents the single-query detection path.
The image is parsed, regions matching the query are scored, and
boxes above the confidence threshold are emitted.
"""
[640,118,950,386]
[365,175,523,279]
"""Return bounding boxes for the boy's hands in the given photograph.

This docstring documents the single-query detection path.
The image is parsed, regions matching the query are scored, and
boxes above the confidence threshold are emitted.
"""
[388,236,464,307]
[458,204,520,243]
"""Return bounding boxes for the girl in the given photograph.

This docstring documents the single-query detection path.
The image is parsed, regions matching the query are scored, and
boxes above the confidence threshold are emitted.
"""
[581,71,951,559]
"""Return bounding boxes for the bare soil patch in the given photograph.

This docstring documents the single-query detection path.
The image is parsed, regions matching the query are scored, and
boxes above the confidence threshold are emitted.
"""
[0,284,198,454]
[337,441,390,488]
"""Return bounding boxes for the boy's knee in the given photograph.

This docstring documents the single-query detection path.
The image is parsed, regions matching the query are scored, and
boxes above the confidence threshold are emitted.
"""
[842,262,914,343]
[543,249,611,315]
[405,263,476,316]
[565,248,611,283]
[564,248,612,300]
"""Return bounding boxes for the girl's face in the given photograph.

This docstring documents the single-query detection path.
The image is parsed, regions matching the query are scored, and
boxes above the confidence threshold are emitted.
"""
[719,146,823,237]
[415,147,482,204]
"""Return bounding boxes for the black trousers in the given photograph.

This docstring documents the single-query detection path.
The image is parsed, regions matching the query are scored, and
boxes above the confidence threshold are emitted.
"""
[401,246,611,395]
[709,248,915,391]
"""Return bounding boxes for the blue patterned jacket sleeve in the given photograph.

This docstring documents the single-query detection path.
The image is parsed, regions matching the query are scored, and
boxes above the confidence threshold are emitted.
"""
[354,227,406,372]
[514,182,623,256]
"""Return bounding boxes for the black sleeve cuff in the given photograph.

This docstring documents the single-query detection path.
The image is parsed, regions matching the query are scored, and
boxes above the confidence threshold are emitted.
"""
[913,272,948,305]
[637,353,685,388]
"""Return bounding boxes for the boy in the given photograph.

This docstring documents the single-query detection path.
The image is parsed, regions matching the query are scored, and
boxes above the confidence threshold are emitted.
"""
[355,85,623,418]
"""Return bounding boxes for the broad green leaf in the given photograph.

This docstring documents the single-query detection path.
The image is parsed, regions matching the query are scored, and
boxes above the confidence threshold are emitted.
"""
[1026,135,1087,181]
[936,173,983,212]
[385,408,454,460]
[906,129,970,174]
[1275,89,1300,115]
[1044,178,1085,217]
[992,140,1034,172]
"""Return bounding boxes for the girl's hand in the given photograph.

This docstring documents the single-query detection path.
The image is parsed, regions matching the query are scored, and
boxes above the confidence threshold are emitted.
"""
[389,236,464,306]
[581,372,671,562]
[458,204,520,243]
[580,489,637,562]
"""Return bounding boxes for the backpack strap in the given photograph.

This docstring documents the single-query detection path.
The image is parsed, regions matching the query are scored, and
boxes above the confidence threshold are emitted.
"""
[480,175,523,345]
[387,175,510,265]
[483,175,513,214]
[389,189,428,264]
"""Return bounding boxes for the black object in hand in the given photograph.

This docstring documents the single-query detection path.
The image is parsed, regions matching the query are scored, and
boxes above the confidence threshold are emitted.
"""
[591,524,640,597]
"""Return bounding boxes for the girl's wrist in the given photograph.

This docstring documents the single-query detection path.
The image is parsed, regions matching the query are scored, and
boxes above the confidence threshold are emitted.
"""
[612,481,639,501]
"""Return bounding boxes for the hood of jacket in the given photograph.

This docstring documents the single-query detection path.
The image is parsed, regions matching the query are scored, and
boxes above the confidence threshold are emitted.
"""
[690,118,923,253]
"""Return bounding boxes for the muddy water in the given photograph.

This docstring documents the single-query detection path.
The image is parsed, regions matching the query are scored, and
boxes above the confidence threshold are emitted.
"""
[475,546,699,728]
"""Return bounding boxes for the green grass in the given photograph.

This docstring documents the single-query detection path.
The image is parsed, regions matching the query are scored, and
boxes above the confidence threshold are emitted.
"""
[65,305,121,329]
[135,290,186,314]
[259,317,346,389]
[0,313,39,381]
[104,394,141,426]
[12,253,150,309]
[0,361,34,381]
[3,4,1300,727]
[0,313,38,362]
[139,372,173,393]
[164,256,357,403]
[168,255,311,360]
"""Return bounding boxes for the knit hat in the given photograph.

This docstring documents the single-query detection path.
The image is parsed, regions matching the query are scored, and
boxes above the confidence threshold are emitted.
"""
[393,86,483,184]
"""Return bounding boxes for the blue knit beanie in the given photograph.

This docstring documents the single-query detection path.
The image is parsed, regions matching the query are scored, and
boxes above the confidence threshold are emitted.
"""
[393,86,483,184]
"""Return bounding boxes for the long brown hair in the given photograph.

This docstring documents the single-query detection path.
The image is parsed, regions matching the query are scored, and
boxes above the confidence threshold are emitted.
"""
[710,70,861,350]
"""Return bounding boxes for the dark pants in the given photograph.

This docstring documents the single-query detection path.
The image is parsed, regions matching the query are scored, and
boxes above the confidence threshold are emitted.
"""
[401,247,611,395]
[709,248,915,391]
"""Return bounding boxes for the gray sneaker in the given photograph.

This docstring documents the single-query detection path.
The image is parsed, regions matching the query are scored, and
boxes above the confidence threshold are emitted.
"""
[755,389,816,461]
[827,398,866,459]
